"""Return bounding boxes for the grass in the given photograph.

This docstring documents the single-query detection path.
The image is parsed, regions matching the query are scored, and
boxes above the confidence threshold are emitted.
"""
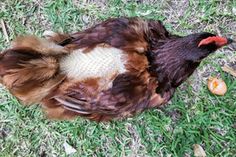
[0,0,235,156]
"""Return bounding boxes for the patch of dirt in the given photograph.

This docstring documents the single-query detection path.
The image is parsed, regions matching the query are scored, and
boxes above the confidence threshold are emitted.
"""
[126,123,146,155]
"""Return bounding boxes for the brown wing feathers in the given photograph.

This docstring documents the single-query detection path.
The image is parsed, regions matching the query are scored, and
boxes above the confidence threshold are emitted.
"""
[69,17,150,53]
[44,18,160,120]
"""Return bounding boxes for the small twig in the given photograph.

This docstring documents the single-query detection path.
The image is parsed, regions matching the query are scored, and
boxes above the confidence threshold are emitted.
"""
[1,19,9,42]
[216,26,222,37]
[222,65,236,77]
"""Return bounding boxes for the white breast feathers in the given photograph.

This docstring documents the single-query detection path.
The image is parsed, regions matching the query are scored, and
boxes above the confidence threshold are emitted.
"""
[60,46,127,81]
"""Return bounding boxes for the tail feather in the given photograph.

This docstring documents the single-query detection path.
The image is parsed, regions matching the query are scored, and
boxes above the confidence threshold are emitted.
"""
[0,48,40,76]
[0,36,67,105]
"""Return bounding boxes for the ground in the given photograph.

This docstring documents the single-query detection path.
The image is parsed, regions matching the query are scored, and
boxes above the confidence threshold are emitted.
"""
[0,0,236,156]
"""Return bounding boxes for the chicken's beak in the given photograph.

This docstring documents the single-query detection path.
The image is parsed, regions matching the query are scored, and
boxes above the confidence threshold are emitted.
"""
[227,38,234,44]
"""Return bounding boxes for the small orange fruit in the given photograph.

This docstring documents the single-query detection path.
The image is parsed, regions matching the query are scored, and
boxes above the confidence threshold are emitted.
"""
[208,77,227,96]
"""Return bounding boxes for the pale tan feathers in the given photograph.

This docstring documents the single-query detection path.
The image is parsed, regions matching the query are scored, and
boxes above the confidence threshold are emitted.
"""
[11,35,69,55]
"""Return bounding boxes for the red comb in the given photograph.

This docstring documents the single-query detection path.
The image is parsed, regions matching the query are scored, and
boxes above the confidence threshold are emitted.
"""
[198,36,228,47]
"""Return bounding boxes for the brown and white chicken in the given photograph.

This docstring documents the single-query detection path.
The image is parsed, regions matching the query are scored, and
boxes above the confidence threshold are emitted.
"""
[0,17,233,121]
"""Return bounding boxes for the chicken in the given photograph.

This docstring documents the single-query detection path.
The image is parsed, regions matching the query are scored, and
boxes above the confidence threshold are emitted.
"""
[0,17,233,121]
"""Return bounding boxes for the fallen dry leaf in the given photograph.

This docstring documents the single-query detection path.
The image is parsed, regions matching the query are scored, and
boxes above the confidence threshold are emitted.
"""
[193,144,206,157]
[222,65,236,78]
[63,141,77,155]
